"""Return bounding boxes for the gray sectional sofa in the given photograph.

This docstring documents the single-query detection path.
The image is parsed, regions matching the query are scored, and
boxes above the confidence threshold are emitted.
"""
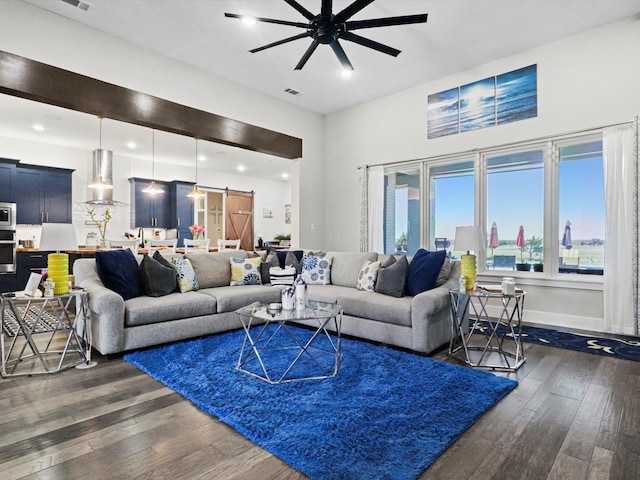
[73,250,460,356]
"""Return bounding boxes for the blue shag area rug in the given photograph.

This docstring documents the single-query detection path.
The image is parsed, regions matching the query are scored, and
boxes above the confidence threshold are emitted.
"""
[125,326,517,480]
[476,322,640,362]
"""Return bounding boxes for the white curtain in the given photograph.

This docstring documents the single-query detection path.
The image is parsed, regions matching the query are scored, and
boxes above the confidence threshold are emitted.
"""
[367,166,384,253]
[603,121,639,335]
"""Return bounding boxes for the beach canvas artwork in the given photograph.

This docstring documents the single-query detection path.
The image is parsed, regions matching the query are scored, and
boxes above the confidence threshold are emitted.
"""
[497,64,538,125]
[459,77,496,132]
[427,87,459,139]
[427,64,537,139]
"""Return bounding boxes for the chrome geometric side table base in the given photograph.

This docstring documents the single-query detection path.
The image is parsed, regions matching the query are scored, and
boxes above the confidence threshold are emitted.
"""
[448,289,526,371]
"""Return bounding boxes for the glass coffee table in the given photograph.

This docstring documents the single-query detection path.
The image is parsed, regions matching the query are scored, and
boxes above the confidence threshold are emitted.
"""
[235,301,343,384]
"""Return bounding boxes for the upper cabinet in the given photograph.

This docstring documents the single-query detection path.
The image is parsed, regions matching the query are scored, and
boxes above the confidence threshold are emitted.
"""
[129,178,171,229]
[170,181,195,247]
[0,159,17,203]
[15,164,73,225]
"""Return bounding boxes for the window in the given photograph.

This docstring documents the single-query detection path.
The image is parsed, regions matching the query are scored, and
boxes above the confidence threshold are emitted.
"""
[382,131,606,278]
[383,168,421,255]
[428,160,475,258]
[485,149,544,271]
[558,139,604,274]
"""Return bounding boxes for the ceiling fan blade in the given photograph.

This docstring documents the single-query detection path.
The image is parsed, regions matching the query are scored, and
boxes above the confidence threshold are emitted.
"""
[330,40,354,71]
[294,40,320,70]
[250,32,311,53]
[346,14,428,30]
[283,0,316,21]
[334,0,375,23]
[341,31,400,57]
[321,0,333,17]
[225,13,308,29]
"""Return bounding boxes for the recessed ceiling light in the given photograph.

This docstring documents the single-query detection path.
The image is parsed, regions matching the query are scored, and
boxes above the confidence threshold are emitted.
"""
[282,173,289,179]
[241,16,256,26]
[198,155,206,162]
[32,124,45,132]
[127,141,137,149]
[237,165,246,172]
[340,69,353,79]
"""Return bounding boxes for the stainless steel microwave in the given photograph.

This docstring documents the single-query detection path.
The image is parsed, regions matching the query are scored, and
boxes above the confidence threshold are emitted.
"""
[0,202,16,229]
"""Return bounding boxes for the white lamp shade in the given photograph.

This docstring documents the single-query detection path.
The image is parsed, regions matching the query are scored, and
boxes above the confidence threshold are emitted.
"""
[39,223,78,251]
[454,226,484,252]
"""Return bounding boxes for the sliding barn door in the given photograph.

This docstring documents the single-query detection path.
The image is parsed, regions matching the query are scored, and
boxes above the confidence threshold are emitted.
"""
[225,189,254,251]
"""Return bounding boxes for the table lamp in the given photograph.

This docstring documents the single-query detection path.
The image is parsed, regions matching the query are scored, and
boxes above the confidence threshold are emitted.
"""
[39,223,78,295]
[454,226,484,291]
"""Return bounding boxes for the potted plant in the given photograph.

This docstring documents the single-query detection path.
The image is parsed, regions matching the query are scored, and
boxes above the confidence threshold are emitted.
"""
[87,207,112,248]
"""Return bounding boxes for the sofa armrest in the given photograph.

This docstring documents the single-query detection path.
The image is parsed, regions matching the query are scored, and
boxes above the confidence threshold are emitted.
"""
[410,262,460,353]
[74,259,126,355]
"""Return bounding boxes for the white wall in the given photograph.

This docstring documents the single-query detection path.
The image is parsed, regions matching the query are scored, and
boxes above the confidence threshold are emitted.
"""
[0,0,324,248]
[323,15,640,333]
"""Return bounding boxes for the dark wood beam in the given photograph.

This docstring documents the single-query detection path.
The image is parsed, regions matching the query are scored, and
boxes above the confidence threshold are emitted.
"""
[0,50,302,160]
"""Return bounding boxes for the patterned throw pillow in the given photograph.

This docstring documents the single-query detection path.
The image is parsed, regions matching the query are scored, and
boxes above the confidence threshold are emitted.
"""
[171,257,199,293]
[357,260,381,292]
[301,253,332,285]
[230,257,263,286]
[269,266,296,286]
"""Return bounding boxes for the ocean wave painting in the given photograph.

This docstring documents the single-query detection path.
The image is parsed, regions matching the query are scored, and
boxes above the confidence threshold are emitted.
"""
[497,64,537,124]
[427,64,537,140]
[427,87,459,139]
[460,77,496,132]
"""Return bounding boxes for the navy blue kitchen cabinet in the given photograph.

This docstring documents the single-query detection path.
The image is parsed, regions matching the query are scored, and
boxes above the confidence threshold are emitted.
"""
[0,158,17,203]
[170,181,194,247]
[129,178,171,229]
[15,165,73,225]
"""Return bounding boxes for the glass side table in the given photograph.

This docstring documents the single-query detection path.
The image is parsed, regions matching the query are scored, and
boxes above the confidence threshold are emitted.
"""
[1,290,92,376]
[235,301,343,384]
[448,288,526,371]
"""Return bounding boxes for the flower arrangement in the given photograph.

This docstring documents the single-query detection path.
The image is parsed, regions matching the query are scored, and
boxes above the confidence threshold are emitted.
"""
[189,224,205,239]
[87,207,112,245]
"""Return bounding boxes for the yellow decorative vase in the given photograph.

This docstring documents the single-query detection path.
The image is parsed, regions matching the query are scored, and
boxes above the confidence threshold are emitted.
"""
[48,253,69,295]
[460,253,477,291]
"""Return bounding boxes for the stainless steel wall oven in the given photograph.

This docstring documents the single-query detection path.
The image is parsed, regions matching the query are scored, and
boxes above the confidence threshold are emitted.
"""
[0,202,17,274]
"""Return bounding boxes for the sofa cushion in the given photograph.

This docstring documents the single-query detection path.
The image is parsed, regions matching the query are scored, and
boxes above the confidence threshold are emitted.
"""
[139,254,178,297]
[124,291,216,327]
[356,260,381,292]
[187,251,247,288]
[327,251,379,288]
[203,285,281,313]
[230,257,263,286]
[306,284,356,304]
[95,249,142,301]
[375,255,408,298]
[171,257,199,293]
[337,291,413,327]
[406,249,447,296]
[301,252,332,285]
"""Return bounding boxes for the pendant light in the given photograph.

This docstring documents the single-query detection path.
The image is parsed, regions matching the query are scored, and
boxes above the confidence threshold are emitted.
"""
[89,117,114,190]
[187,138,206,199]
[142,129,163,194]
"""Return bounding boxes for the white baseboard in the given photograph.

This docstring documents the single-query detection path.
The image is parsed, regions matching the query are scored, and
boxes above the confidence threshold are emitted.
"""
[483,305,604,333]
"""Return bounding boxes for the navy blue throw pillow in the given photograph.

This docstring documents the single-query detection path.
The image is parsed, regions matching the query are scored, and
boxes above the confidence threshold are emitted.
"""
[406,249,447,296]
[95,249,143,300]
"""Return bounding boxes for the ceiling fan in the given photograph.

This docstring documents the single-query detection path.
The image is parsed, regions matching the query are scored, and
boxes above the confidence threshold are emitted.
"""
[225,0,428,71]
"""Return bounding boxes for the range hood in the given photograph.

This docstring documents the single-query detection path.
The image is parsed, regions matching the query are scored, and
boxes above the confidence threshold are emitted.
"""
[85,149,127,206]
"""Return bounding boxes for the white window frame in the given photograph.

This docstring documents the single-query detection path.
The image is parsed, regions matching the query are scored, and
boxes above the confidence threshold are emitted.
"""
[419,132,605,288]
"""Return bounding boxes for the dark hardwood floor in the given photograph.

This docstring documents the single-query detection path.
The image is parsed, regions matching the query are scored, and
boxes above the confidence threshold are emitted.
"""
[1,339,639,479]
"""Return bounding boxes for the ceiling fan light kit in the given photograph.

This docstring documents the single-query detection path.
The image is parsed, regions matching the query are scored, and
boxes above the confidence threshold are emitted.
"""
[226,0,427,71]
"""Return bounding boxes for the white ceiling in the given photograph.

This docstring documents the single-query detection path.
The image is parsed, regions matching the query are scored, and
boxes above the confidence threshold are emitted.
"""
[4,0,640,179]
